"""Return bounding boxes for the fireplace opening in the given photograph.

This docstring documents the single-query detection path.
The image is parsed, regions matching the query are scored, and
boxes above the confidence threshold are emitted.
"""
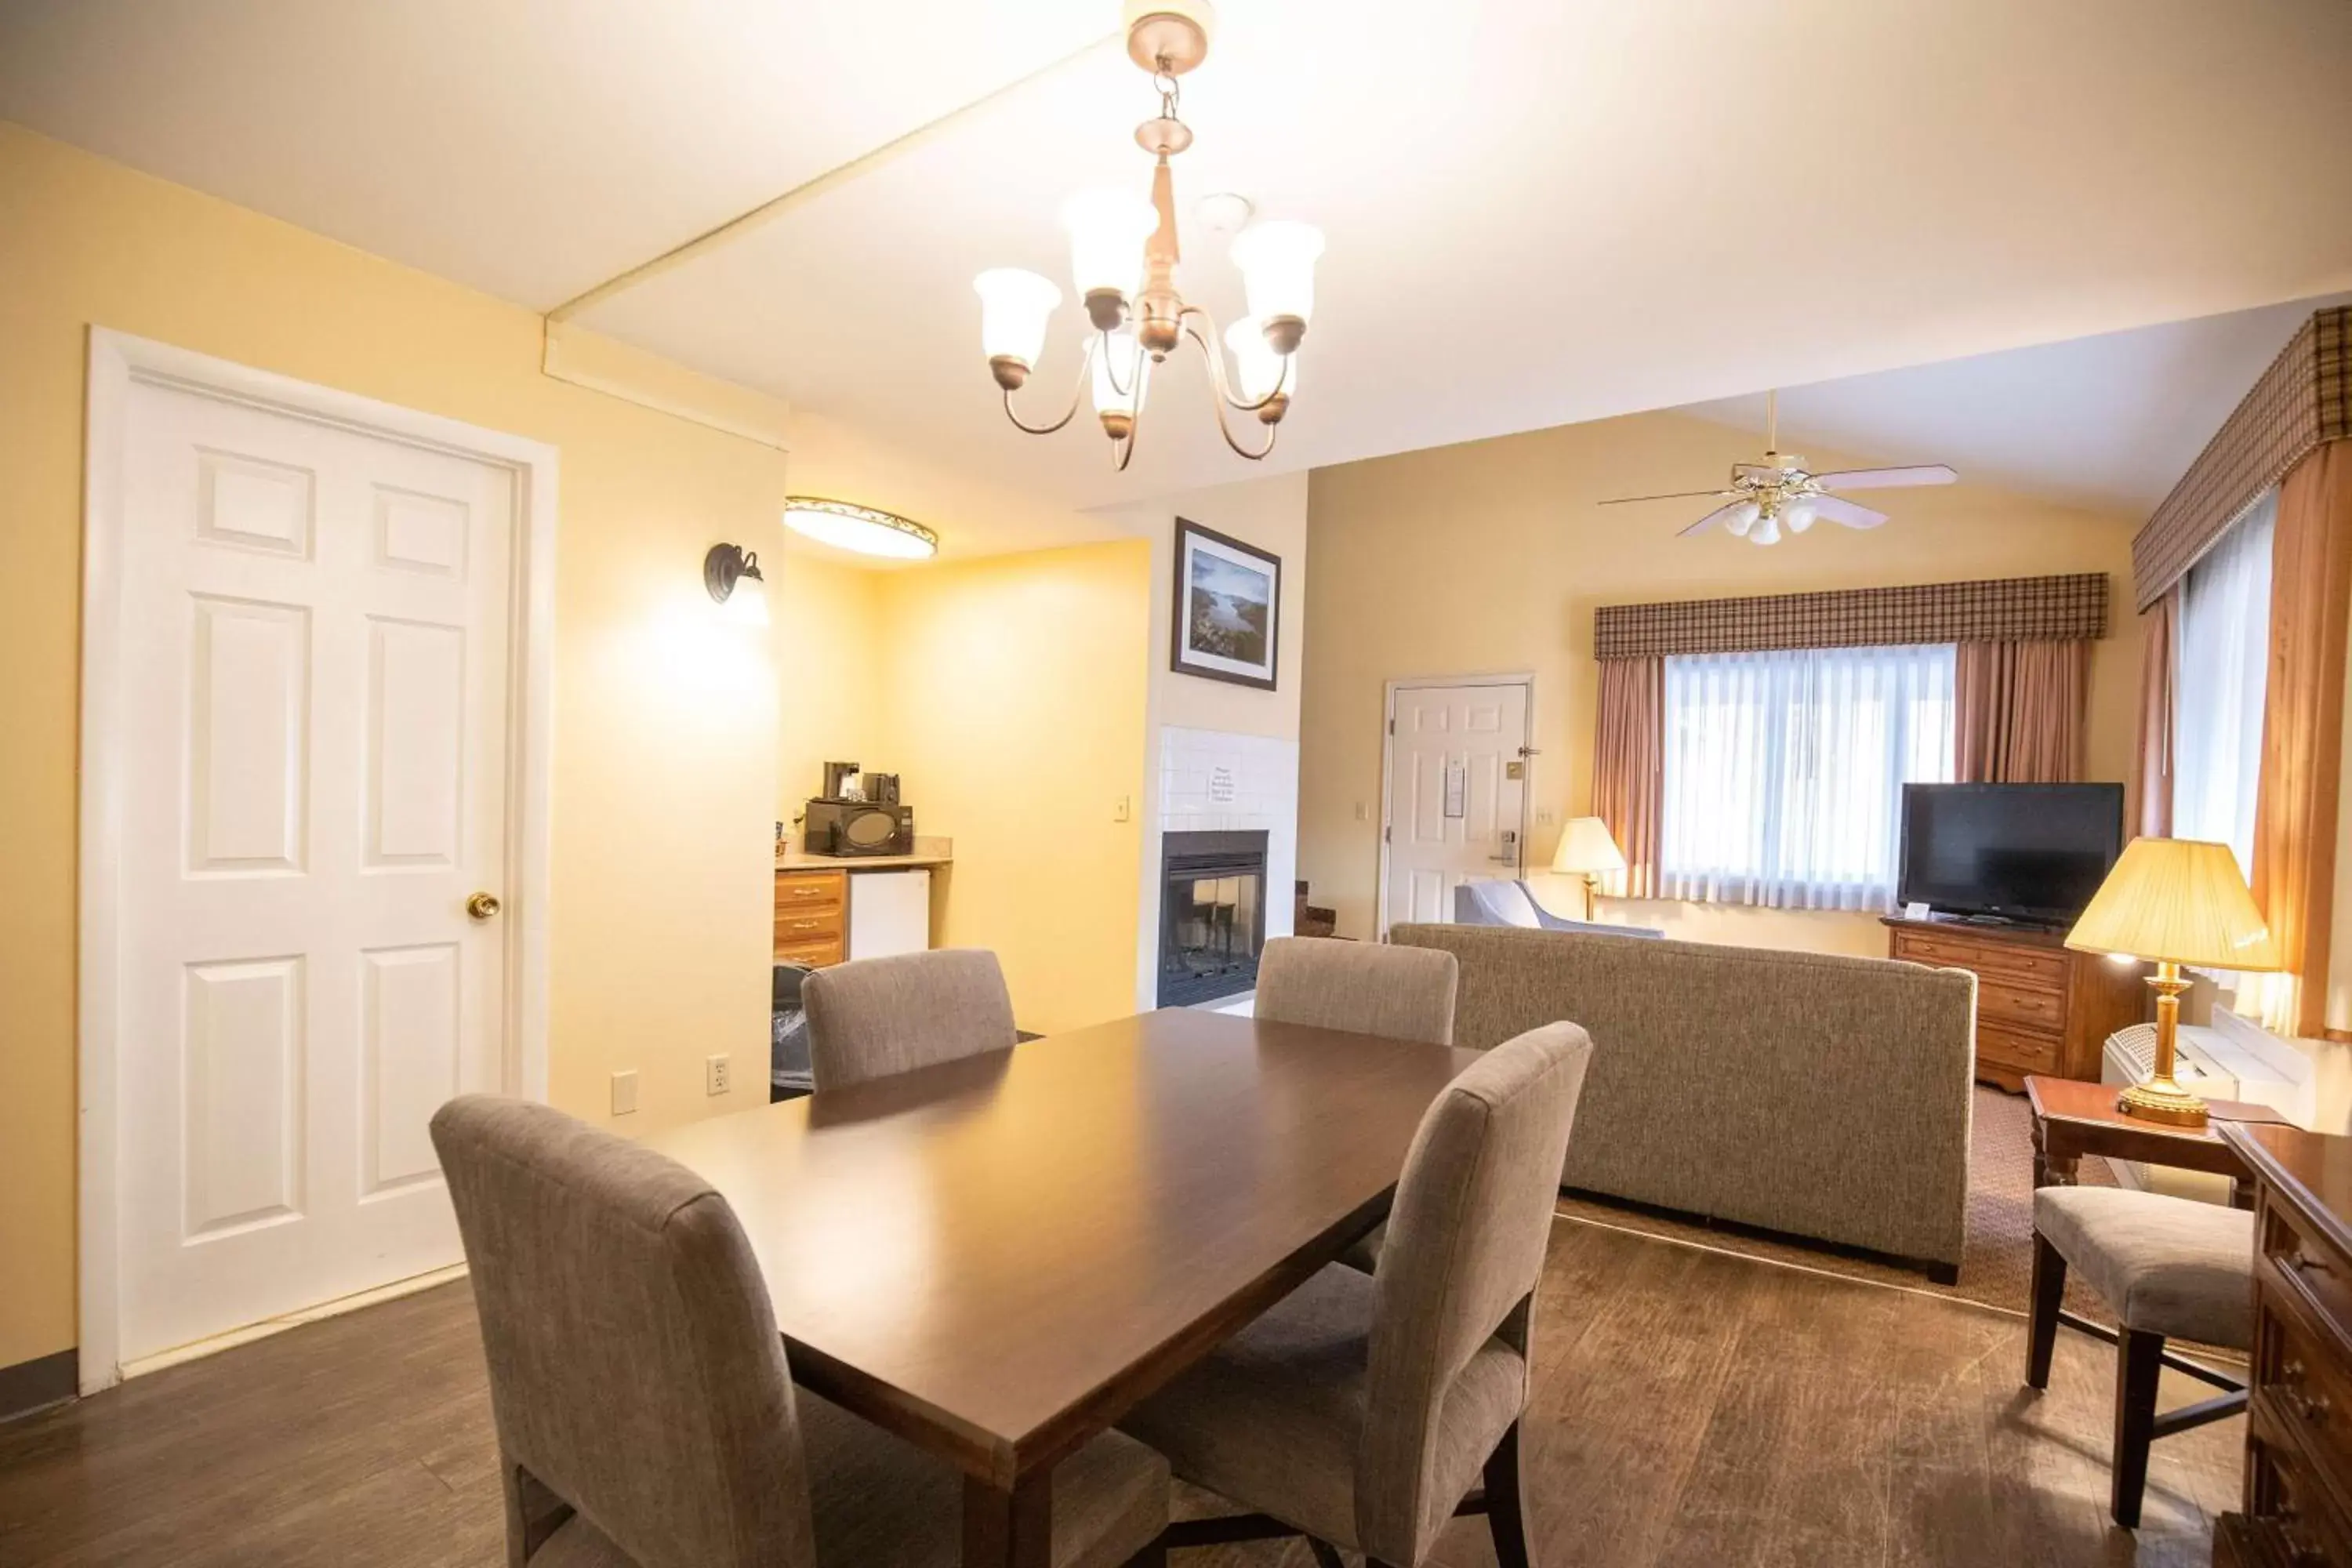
[1157,829,1269,1008]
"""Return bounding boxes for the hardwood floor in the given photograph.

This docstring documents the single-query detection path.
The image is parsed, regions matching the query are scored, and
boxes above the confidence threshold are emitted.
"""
[0,1220,2240,1567]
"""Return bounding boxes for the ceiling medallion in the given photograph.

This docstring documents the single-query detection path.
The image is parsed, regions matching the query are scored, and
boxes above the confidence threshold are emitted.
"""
[973,1,1324,470]
[782,497,940,560]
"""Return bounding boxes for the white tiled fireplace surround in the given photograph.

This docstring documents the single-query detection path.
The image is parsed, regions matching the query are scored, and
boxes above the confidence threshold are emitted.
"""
[1138,726,1301,1013]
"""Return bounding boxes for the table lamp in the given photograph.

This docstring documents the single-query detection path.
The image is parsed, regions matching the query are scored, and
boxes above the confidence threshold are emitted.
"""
[1551,817,1627,923]
[2063,837,2281,1128]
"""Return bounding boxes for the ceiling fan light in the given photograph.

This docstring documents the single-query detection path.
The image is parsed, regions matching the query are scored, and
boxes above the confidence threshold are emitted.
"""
[1222,316,1294,402]
[1725,501,1762,537]
[1061,189,1160,303]
[1783,499,1817,535]
[973,268,1061,370]
[1229,220,1325,330]
[1750,514,1783,546]
[1091,328,1150,419]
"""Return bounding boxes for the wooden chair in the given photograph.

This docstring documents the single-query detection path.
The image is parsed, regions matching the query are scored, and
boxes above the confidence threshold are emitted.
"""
[2026,1184,2253,1529]
[430,1095,1168,1568]
[801,948,1018,1091]
[1117,1021,1593,1568]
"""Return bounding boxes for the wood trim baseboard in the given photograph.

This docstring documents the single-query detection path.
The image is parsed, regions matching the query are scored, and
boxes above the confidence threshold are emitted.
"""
[0,1348,78,1423]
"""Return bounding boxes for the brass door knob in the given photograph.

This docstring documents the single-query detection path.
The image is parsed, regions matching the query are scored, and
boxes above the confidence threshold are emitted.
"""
[466,891,503,921]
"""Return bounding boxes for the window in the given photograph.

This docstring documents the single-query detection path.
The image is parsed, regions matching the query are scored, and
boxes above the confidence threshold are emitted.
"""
[2174,489,2276,880]
[1661,643,1957,909]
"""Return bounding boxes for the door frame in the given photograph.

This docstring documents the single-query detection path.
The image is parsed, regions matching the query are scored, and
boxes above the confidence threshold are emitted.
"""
[78,329,560,1393]
[1374,672,1537,940]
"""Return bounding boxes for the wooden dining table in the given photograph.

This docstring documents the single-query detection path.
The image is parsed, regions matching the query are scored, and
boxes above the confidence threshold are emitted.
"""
[641,1005,1481,1568]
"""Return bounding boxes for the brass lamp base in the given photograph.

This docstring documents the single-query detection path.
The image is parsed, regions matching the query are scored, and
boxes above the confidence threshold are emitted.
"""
[2115,960,2208,1128]
[2116,1076,2209,1129]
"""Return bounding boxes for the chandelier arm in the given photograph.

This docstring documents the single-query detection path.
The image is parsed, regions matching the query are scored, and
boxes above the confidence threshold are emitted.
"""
[1203,379,1278,462]
[1180,310,1291,414]
[1098,327,1140,400]
[1001,336,1098,436]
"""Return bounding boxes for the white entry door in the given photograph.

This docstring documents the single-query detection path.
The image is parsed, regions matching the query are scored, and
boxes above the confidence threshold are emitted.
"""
[110,374,516,1366]
[1381,681,1531,934]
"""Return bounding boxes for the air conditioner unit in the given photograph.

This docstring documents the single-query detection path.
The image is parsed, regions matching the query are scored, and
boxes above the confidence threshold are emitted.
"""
[2100,1007,2314,1200]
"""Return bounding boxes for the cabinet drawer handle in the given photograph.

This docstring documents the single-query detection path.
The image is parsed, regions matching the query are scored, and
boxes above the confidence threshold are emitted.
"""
[785,919,826,932]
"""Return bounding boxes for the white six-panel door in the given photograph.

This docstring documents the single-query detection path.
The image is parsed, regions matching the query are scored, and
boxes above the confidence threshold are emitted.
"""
[1381,682,1531,935]
[111,374,515,1366]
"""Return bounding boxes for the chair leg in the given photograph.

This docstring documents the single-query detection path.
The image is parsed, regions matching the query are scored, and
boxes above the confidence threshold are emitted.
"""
[1483,1419,1534,1568]
[1307,1542,1347,1568]
[1120,1539,1168,1568]
[2111,1328,2165,1530]
[2025,1233,2066,1391]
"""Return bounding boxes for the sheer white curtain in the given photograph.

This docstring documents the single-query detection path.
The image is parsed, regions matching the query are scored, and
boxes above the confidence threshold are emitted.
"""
[1661,643,1957,909]
[2174,489,2277,880]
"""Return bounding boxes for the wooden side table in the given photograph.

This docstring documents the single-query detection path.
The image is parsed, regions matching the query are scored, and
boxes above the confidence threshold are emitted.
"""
[2026,1073,2291,1210]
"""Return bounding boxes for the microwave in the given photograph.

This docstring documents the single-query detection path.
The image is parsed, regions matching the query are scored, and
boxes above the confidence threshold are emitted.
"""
[802,799,914,857]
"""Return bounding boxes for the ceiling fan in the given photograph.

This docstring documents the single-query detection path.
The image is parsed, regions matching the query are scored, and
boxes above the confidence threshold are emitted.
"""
[1600,390,1958,545]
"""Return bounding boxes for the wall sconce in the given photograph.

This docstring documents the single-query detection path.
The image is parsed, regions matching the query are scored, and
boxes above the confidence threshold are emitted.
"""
[703,543,769,627]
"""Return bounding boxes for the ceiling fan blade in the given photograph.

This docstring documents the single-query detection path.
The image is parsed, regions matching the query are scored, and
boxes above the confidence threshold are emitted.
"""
[1599,488,1740,506]
[1813,463,1958,491]
[1809,495,1889,530]
[1679,500,1752,537]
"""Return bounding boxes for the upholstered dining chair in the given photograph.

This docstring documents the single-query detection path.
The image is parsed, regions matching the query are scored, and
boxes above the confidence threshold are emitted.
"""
[1118,1020,1594,1568]
[1253,935,1459,1049]
[1253,935,1461,1272]
[802,948,1018,1091]
[430,1095,1169,1568]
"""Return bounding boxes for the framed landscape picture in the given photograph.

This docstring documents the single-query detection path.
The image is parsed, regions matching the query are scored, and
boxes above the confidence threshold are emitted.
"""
[1171,518,1280,690]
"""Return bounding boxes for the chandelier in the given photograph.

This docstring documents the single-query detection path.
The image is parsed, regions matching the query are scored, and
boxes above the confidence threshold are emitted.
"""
[972,2,1324,470]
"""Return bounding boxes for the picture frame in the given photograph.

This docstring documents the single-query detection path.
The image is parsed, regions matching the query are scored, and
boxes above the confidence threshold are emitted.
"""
[1170,517,1280,691]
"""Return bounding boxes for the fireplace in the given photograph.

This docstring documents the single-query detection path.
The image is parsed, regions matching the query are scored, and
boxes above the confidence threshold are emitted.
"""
[1157,829,1269,1007]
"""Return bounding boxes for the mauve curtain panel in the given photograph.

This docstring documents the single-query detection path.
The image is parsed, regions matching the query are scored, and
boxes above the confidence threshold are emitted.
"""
[2132,590,2178,839]
[1954,640,2090,786]
[1592,657,1664,900]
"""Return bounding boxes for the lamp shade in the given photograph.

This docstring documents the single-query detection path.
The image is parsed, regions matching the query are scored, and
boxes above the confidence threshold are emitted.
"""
[1091,328,1149,418]
[2064,837,2281,971]
[1551,816,1627,877]
[1061,189,1158,299]
[1222,316,1294,402]
[1229,220,1325,325]
[973,268,1061,367]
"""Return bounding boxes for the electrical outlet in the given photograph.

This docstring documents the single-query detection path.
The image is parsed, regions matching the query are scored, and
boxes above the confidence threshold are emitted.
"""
[1354,801,1368,822]
[610,1069,639,1116]
[1536,807,1557,826]
[706,1053,731,1097]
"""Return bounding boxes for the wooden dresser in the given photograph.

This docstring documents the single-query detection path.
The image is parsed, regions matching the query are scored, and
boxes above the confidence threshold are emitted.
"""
[2217,1121,2352,1566]
[1882,916,2147,1090]
[774,868,848,967]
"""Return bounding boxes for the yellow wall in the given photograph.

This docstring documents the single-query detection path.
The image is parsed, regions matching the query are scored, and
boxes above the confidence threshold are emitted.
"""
[772,546,885,813]
[0,122,799,1369]
[869,543,1152,1034]
[1298,408,2146,949]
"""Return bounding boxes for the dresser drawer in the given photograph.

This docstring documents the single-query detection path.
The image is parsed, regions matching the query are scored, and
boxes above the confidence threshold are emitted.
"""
[1891,929,2068,991]
[775,934,845,968]
[2266,1203,2352,1348]
[1974,1023,2060,1076]
[775,869,848,915]
[1978,978,2067,1033]
[2259,1272,2352,1484]
[2249,1414,2352,1567]
[774,906,845,944]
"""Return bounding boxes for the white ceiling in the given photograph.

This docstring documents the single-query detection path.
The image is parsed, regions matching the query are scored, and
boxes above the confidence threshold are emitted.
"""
[1679,292,2352,519]
[6,0,2351,519]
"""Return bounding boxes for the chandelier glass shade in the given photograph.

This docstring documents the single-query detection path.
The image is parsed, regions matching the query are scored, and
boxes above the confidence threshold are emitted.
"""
[977,2,1323,469]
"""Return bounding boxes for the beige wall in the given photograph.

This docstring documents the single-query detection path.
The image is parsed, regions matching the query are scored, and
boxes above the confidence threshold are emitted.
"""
[1298,408,2145,949]
[772,547,885,812]
[869,543,1153,1035]
[0,122,807,1369]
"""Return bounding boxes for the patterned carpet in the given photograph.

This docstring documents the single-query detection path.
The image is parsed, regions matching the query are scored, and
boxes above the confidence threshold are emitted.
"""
[1555,1084,2118,1319]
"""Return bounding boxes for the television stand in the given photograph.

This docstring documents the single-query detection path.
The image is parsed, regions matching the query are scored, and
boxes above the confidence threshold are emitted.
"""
[1882,914,2149,1091]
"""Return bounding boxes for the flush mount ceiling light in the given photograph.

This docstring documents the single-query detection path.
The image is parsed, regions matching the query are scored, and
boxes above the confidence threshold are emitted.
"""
[973,0,1325,470]
[782,497,940,561]
[703,543,769,626]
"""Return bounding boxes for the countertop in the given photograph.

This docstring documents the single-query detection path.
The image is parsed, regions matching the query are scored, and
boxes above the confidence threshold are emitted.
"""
[776,835,952,873]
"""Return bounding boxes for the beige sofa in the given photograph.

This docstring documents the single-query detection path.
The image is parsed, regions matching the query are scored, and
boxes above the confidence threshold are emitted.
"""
[1392,922,1976,1279]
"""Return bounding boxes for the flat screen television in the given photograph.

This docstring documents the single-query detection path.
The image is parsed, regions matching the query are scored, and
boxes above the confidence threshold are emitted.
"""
[1896,782,2125,927]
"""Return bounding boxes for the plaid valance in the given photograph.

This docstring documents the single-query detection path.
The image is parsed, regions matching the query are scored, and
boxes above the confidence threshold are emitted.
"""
[2134,307,2350,610]
[1593,573,2110,661]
